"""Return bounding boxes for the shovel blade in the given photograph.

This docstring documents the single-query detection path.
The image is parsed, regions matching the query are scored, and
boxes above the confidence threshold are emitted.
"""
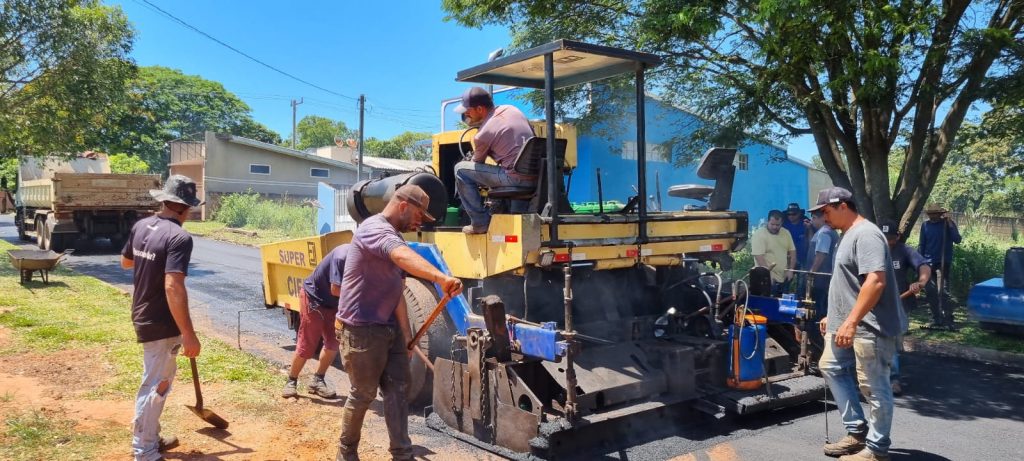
[186,405,229,429]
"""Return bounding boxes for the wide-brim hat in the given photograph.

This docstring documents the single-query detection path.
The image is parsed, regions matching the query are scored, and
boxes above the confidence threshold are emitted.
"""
[924,203,948,214]
[151,174,204,207]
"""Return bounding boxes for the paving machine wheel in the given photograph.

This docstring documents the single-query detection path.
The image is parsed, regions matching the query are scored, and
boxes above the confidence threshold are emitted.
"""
[404,277,455,407]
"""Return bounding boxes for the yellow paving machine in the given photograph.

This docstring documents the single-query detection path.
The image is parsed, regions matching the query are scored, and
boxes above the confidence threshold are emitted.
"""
[261,40,826,458]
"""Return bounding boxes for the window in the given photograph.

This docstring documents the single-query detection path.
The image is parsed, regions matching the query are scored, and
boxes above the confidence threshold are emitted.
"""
[735,153,749,171]
[249,164,270,175]
[310,168,330,178]
[622,141,672,163]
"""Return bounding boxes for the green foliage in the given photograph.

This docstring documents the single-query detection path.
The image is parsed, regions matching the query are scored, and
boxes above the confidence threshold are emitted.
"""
[294,115,354,150]
[442,0,1024,229]
[95,66,281,171]
[214,191,315,237]
[929,122,1024,215]
[0,0,136,160]
[106,153,149,174]
[364,131,432,160]
[0,158,16,191]
[948,232,1013,302]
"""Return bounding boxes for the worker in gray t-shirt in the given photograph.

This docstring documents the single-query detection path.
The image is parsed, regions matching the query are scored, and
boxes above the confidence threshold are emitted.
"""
[811,187,903,461]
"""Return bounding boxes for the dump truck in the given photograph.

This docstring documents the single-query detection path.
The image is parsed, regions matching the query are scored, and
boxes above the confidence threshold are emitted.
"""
[14,153,161,252]
[261,40,826,458]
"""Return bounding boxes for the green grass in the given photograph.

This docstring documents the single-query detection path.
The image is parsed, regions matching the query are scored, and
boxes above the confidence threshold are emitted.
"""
[905,307,1024,354]
[1,410,109,461]
[0,238,285,456]
[184,220,306,247]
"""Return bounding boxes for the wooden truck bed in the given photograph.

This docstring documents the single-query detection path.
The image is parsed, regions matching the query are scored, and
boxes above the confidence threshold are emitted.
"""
[20,173,161,211]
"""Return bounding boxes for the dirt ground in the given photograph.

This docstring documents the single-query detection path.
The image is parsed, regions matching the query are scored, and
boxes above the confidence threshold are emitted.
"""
[0,326,499,461]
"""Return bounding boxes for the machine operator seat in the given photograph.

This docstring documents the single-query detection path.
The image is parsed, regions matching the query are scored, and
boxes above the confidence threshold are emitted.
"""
[667,147,737,211]
[485,136,568,201]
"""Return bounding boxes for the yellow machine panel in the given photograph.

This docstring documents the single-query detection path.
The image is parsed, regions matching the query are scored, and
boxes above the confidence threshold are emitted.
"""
[260,230,352,311]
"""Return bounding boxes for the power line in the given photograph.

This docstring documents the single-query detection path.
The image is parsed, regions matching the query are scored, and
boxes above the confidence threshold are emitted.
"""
[135,0,357,101]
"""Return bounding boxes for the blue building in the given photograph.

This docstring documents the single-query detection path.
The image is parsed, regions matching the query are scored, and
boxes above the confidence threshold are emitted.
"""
[441,88,829,226]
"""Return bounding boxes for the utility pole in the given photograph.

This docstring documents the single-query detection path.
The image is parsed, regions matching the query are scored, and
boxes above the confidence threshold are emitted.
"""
[357,94,365,181]
[291,97,304,149]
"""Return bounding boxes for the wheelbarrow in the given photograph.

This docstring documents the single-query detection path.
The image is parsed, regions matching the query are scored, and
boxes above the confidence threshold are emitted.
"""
[7,249,73,284]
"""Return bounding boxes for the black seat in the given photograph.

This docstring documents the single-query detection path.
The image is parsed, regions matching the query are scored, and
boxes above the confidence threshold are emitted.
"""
[487,137,568,200]
[666,147,737,211]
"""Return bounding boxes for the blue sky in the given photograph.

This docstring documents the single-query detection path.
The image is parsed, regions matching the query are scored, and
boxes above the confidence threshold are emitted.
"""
[111,0,818,161]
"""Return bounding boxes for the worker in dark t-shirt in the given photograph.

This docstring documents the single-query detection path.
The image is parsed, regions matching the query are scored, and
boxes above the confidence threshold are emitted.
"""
[121,175,203,461]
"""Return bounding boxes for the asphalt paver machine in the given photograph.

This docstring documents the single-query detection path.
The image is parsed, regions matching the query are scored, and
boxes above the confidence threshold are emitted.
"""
[266,39,828,459]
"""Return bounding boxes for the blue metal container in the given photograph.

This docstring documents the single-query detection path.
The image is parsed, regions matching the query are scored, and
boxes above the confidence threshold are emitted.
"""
[967,278,1024,327]
[728,317,767,382]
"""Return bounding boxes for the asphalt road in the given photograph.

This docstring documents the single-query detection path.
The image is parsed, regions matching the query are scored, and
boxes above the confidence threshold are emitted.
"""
[2,213,1022,460]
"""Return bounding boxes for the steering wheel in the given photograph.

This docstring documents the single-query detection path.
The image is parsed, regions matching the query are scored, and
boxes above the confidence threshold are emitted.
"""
[458,127,478,160]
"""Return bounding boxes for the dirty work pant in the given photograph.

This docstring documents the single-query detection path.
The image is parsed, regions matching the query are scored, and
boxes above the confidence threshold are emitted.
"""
[819,334,897,455]
[925,263,956,325]
[337,324,412,459]
[132,336,181,461]
[454,160,535,228]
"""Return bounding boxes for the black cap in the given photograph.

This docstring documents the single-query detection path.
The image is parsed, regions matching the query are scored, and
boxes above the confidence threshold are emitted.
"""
[150,174,203,207]
[808,186,853,212]
[453,87,492,114]
[785,203,803,214]
[879,220,899,237]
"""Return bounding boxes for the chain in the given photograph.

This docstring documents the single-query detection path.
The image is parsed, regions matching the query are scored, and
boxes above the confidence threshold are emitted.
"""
[449,334,461,416]
[479,336,489,429]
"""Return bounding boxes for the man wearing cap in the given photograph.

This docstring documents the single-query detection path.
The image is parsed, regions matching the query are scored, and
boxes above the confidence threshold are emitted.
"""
[121,175,204,461]
[281,243,350,400]
[880,221,931,395]
[917,203,962,329]
[335,184,463,461]
[805,209,839,349]
[813,187,904,461]
[453,86,536,234]
[751,209,797,296]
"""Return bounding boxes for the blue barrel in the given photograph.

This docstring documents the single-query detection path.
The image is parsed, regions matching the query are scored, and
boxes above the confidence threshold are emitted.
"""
[729,315,767,382]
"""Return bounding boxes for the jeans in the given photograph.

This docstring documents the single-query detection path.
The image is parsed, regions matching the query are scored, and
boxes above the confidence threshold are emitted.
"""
[132,336,181,461]
[454,160,535,227]
[336,324,412,459]
[819,334,897,455]
[925,264,955,324]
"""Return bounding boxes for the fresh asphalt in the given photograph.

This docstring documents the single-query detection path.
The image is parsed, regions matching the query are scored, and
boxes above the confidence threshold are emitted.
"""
[2,213,1022,460]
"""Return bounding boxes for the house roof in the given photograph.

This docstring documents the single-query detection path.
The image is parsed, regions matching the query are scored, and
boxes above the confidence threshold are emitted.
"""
[361,156,429,173]
[220,134,358,171]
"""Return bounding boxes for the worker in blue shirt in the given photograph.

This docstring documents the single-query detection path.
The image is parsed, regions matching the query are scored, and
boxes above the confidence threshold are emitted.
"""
[917,203,962,329]
[783,203,811,295]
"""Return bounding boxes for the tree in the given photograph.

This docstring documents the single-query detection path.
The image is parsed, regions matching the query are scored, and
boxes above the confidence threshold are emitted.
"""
[364,131,432,160]
[1,0,135,160]
[293,115,355,151]
[443,0,1023,232]
[107,153,149,174]
[97,66,281,171]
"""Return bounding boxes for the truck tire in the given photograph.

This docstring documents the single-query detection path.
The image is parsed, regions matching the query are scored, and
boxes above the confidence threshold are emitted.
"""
[48,233,66,253]
[404,277,456,408]
[15,210,30,241]
[35,217,47,250]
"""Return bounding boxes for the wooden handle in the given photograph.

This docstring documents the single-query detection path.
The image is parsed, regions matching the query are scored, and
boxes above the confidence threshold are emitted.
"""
[190,357,203,410]
[407,293,452,350]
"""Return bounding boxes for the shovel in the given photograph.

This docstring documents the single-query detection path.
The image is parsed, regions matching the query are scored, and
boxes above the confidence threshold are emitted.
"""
[186,357,229,429]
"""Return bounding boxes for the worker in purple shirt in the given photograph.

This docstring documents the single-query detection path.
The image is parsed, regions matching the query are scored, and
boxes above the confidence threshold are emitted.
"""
[335,185,462,461]
[917,203,962,329]
[281,244,350,400]
[453,86,536,234]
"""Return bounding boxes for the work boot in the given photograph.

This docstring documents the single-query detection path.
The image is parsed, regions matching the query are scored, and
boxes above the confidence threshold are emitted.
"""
[839,448,891,461]
[308,374,337,399]
[336,446,359,461]
[158,435,178,451]
[824,432,867,457]
[282,377,298,398]
[891,380,903,396]
[462,224,487,234]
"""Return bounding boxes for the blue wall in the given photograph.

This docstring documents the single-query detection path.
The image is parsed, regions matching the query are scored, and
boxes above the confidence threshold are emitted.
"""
[445,88,810,226]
